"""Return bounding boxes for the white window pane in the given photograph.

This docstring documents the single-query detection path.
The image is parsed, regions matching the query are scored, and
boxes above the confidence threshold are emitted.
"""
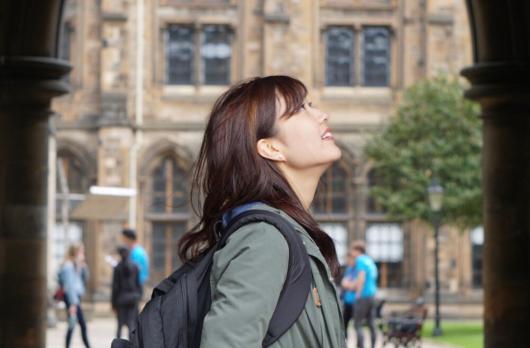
[471,226,484,245]
[366,223,403,262]
[320,223,348,265]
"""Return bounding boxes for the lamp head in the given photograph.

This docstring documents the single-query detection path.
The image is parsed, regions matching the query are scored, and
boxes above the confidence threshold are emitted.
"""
[428,178,444,212]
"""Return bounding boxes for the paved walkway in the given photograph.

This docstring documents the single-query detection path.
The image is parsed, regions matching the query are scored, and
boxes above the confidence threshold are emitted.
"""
[46,317,454,348]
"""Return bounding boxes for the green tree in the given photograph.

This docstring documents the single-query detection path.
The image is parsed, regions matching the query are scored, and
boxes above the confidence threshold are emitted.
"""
[364,75,482,228]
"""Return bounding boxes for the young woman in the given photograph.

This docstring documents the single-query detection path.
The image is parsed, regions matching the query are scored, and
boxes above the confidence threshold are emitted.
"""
[178,75,346,348]
[59,243,91,348]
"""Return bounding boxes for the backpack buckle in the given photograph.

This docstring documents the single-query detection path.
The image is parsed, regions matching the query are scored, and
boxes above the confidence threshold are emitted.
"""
[214,220,224,241]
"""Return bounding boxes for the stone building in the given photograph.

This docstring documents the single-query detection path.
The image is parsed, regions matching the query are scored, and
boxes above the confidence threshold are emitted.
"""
[49,0,481,304]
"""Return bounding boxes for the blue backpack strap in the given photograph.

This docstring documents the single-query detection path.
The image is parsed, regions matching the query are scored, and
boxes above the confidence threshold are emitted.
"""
[219,209,312,347]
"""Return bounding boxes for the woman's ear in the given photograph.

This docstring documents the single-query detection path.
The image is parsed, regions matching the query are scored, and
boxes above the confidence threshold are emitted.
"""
[257,138,286,162]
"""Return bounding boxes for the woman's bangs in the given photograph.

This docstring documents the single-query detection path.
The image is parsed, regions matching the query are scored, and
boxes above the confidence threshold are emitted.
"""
[275,78,308,118]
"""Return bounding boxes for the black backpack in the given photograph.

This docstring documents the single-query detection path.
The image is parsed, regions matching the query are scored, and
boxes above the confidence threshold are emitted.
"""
[111,209,312,348]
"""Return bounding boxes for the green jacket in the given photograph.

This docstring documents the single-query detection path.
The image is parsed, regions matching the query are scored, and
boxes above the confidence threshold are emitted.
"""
[200,203,346,348]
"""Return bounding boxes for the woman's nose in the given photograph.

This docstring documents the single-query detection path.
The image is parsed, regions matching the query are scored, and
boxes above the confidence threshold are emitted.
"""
[319,111,329,123]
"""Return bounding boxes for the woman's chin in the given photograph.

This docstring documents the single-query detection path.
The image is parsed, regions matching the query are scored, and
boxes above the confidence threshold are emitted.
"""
[329,145,342,161]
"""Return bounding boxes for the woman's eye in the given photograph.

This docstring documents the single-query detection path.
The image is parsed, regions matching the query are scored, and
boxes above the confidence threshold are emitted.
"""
[300,102,313,110]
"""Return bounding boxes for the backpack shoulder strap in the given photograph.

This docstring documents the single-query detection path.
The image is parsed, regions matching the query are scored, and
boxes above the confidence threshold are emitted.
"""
[219,209,312,347]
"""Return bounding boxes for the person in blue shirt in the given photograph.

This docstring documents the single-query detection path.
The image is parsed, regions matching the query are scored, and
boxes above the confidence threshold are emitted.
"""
[59,243,91,348]
[350,240,378,348]
[122,228,149,292]
[340,251,358,339]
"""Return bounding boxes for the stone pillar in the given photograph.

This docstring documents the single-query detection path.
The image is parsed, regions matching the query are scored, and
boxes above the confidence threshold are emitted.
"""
[0,1,70,346]
[0,57,70,347]
[462,1,530,346]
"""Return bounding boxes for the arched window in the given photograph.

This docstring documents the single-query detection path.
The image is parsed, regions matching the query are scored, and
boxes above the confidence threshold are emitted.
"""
[146,155,190,282]
[313,162,352,264]
[313,162,349,215]
[366,169,387,214]
[365,169,404,288]
[54,151,91,271]
[56,152,88,194]
[470,226,484,288]
[150,156,189,214]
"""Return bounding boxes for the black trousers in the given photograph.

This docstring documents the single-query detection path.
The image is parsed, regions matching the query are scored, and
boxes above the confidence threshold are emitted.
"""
[116,304,139,340]
[354,297,377,348]
[64,297,91,348]
[343,302,355,337]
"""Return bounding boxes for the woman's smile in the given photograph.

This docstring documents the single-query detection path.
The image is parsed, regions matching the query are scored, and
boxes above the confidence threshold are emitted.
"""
[321,127,334,141]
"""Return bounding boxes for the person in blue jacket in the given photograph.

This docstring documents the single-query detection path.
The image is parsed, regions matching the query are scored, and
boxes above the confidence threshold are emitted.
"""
[58,243,91,348]
[121,228,149,291]
[340,251,358,339]
[350,240,378,348]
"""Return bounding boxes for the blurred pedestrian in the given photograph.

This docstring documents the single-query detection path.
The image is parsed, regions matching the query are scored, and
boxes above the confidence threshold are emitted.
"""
[341,250,358,338]
[351,240,378,348]
[112,246,142,339]
[58,243,91,348]
[121,228,149,292]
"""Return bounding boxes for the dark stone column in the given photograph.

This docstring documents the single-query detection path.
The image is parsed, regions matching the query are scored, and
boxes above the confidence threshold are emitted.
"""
[0,57,69,348]
[0,1,70,347]
[462,1,530,347]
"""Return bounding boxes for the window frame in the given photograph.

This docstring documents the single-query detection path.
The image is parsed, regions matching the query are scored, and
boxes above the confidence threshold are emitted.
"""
[324,26,356,87]
[321,23,394,90]
[365,221,406,289]
[163,23,234,88]
[143,154,191,283]
[165,25,196,85]
[313,161,355,265]
[361,26,392,87]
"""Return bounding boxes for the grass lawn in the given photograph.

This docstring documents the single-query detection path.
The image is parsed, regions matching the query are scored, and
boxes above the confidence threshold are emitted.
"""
[422,321,483,348]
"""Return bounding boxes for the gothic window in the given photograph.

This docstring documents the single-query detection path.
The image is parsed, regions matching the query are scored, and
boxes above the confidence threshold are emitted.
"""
[166,25,195,85]
[366,223,404,288]
[362,27,391,87]
[325,27,355,86]
[202,25,232,85]
[165,24,232,86]
[59,23,73,62]
[152,222,187,276]
[313,162,352,264]
[471,227,484,288]
[56,154,87,194]
[323,25,392,88]
[151,156,189,214]
[314,162,349,215]
[367,169,387,214]
[54,152,90,273]
[148,155,190,281]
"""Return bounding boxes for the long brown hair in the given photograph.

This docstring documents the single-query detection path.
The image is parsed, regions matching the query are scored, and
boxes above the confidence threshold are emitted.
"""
[178,75,339,276]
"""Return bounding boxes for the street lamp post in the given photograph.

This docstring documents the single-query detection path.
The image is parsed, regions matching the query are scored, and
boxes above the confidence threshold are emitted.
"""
[428,178,444,337]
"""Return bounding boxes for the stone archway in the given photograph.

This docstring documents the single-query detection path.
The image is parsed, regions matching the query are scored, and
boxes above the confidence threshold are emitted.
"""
[462,1,530,347]
[1,1,530,347]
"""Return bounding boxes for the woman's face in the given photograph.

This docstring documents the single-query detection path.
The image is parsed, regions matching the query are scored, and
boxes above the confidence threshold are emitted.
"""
[273,98,342,169]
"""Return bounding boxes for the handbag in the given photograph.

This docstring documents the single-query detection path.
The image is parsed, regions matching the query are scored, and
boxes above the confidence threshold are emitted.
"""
[53,287,65,301]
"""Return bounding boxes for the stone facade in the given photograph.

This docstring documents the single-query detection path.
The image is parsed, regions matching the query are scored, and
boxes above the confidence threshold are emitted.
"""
[49,0,480,303]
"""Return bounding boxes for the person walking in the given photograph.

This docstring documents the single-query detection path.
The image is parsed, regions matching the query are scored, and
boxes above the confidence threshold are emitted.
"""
[121,228,149,292]
[341,251,358,339]
[59,243,91,348]
[350,240,378,348]
[111,246,142,340]
[175,75,346,347]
